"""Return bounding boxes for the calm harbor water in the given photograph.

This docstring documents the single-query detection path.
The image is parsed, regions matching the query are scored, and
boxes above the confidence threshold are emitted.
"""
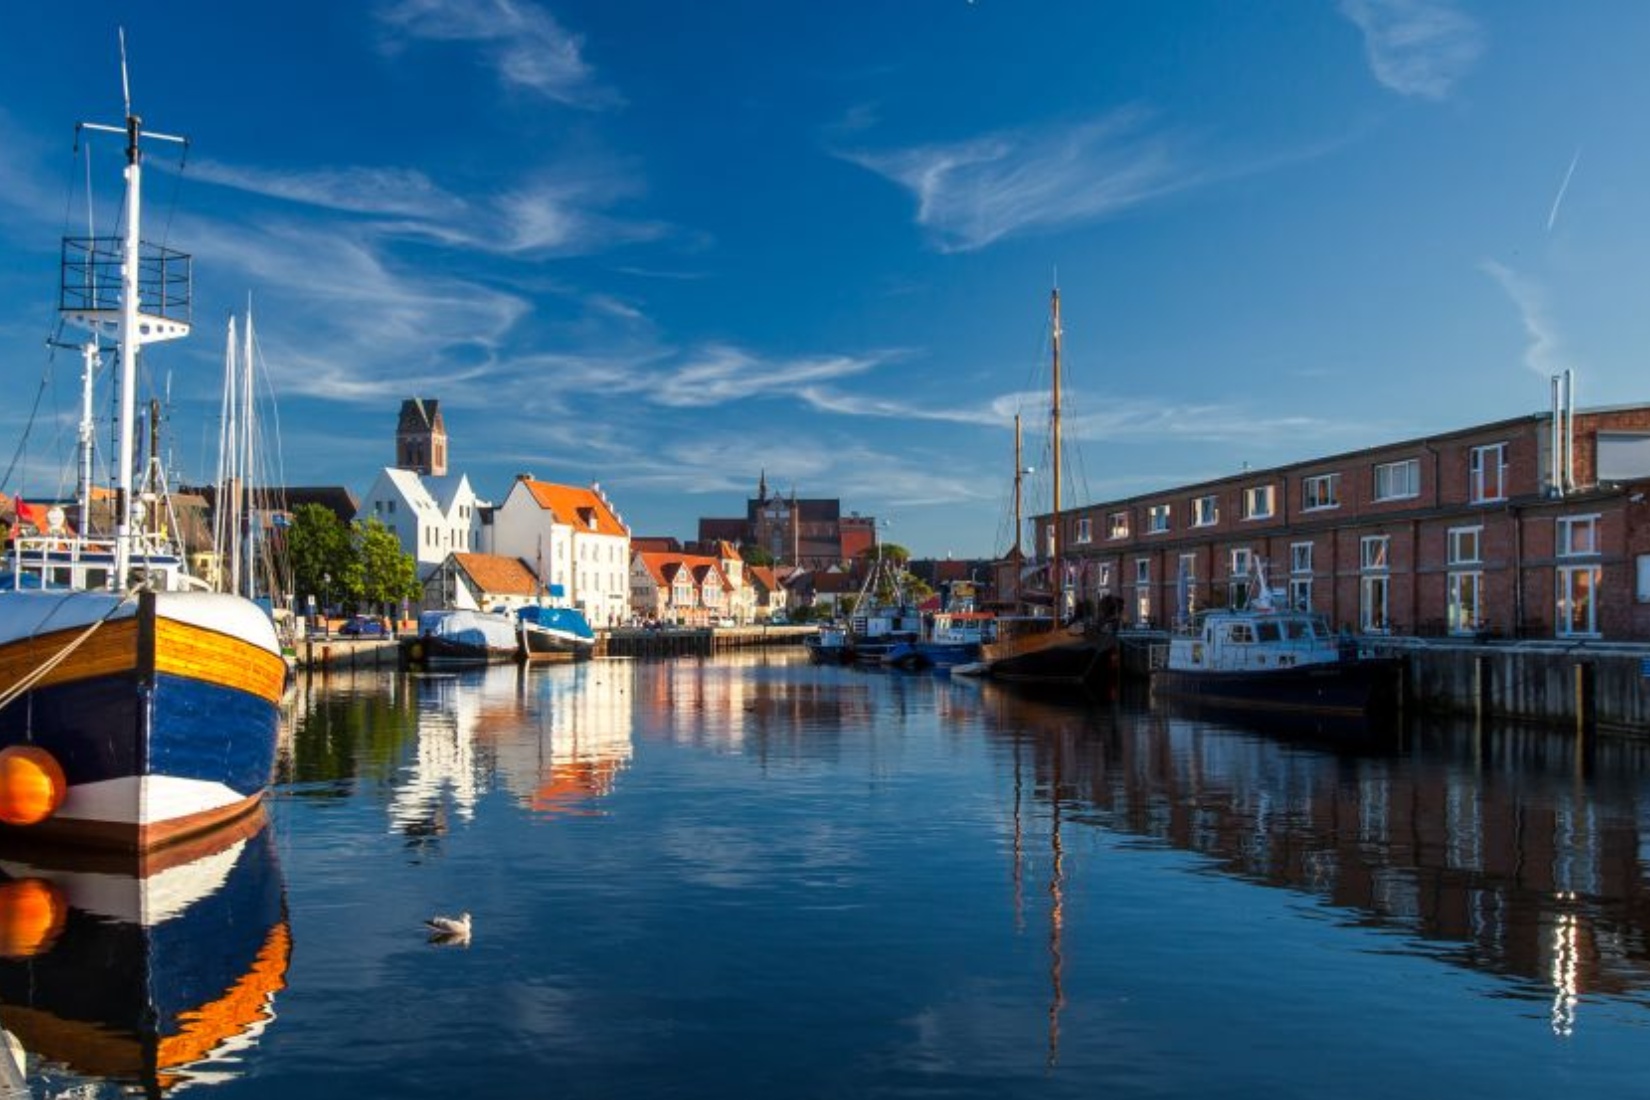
[5,651,1650,1097]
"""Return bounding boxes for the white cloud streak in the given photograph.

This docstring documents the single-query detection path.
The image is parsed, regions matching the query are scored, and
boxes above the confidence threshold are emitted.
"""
[375,0,617,108]
[1546,149,1580,233]
[648,345,889,408]
[839,109,1186,253]
[1339,0,1483,100]
[1481,259,1568,378]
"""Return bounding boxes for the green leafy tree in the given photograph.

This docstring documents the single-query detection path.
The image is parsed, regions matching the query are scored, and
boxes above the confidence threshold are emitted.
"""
[740,544,776,567]
[286,504,355,612]
[354,517,420,616]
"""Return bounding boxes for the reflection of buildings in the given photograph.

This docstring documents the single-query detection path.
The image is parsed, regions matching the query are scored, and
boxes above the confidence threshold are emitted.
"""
[395,664,637,831]
[489,664,634,817]
[994,695,1650,1035]
[0,812,289,1093]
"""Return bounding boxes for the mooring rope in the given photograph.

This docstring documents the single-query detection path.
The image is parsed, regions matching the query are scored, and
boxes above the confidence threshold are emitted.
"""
[0,587,143,715]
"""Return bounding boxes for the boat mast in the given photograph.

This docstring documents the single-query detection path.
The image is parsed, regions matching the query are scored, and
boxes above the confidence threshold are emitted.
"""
[241,308,257,598]
[76,341,100,534]
[1050,287,1063,619]
[1012,413,1024,563]
[63,39,191,586]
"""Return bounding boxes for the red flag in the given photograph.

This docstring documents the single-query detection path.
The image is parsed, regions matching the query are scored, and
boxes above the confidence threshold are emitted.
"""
[16,500,49,530]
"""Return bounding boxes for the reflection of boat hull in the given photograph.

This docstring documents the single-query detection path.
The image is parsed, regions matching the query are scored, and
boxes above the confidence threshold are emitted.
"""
[1152,657,1403,719]
[981,622,1116,687]
[0,812,288,1093]
[0,591,286,851]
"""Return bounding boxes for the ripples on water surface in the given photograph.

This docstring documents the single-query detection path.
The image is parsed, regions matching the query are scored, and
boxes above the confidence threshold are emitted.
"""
[6,651,1650,1097]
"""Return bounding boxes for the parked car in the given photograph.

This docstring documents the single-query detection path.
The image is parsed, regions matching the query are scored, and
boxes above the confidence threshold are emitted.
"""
[769,613,789,625]
[340,615,387,637]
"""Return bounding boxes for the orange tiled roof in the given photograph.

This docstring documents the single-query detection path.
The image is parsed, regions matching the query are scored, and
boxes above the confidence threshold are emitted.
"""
[636,550,730,592]
[452,553,541,596]
[523,480,628,537]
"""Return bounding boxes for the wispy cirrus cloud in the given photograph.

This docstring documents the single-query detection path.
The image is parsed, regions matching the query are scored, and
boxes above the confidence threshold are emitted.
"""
[192,159,665,258]
[375,0,618,108]
[1339,0,1483,100]
[1480,259,1569,378]
[648,345,892,408]
[838,109,1186,253]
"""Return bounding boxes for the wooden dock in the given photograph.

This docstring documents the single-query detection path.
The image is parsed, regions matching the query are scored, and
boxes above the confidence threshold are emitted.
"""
[295,625,816,667]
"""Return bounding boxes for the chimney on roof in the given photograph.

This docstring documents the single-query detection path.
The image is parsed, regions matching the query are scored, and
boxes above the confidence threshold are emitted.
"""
[516,473,533,482]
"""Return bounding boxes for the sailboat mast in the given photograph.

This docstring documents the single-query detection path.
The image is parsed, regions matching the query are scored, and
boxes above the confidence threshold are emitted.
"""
[1050,288,1062,614]
[1012,413,1024,563]
[241,309,257,598]
[77,341,99,535]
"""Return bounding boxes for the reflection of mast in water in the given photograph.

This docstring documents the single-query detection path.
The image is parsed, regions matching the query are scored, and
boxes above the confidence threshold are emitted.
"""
[1012,734,1025,934]
[1047,742,1066,1070]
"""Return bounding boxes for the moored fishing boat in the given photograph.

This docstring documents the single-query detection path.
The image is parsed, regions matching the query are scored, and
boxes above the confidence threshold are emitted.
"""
[884,611,996,670]
[517,604,596,661]
[979,289,1118,689]
[409,609,521,665]
[1149,566,1402,719]
[0,70,286,851]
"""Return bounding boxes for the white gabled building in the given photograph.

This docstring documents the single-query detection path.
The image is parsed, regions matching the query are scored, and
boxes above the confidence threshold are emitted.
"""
[486,475,631,627]
[357,468,483,578]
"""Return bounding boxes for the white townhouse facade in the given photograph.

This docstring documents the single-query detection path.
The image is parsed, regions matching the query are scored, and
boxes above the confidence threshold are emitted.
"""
[357,467,483,578]
[486,476,632,627]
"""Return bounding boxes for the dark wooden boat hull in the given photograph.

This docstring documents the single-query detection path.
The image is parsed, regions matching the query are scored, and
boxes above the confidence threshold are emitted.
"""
[1151,657,1403,719]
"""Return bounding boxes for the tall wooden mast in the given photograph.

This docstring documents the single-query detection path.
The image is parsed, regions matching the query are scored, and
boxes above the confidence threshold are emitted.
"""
[1050,287,1063,618]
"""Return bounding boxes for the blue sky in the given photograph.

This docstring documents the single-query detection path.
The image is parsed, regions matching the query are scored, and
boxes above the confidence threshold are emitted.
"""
[2,1,1647,559]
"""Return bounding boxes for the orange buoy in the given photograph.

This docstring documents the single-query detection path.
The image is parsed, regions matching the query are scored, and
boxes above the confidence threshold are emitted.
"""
[0,877,67,957]
[0,745,67,826]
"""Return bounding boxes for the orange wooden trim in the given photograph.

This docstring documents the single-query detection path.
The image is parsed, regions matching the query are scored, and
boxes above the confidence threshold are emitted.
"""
[0,619,140,693]
[153,619,287,703]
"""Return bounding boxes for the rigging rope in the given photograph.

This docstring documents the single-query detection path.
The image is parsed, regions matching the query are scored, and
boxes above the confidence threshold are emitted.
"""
[0,587,141,715]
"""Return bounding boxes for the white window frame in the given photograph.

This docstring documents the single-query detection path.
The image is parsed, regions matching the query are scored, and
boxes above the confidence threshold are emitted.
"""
[1448,571,1483,635]
[1075,517,1093,544]
[1373,459,1420,502]
[1289,577,1313,611]
[1469,443,1507,504]
[1228,547,1253,607]
[1447,526,1482,566]
[1242,485,1275,520]
[1192,495,1219,527]
[1146,504,1171,534]
[1290,541,1313,575]
[1557,515,1599,558]
[1134,557,1152,626]
[1361,535,1390,571]
[1107,511,1129,540]
[1556,565,1601,637]
[1361,574,1389,632]
[1302,473,1340,511]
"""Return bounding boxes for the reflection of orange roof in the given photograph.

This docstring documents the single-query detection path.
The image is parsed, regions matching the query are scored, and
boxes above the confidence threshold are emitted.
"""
[531,760,625,816]
[523,480,628,537]
[453,552,540,596]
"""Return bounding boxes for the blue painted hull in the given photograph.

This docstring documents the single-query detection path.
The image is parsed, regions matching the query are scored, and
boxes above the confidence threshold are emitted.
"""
[0,669,279,798]
[1151,657,1403,719]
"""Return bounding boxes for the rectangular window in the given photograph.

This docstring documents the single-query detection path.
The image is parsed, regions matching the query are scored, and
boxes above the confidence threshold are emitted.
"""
[1290,541,1313,575]
[1361,535,1390,571]
[1147,504,1171,534]
[1192,495,1219,527]
[1289,577,1313,611]
[1176,553,1198,623]
[1075,517,1093,544]
[1107,511,1129,540]
[1469,444,1506,503]
[1302,473,1340,511]
[1557,515,1599,557]
[387,499,397,514]
[1639,555,1650,603]
[1045,523,1056,558]
[1229,547,1253,577]
[1134,558,1151,585]
[1228,547,1253,608]
[1373,459,1420,502]
[1448,571,1482,635]
[1557,566,1601,636]
[1448,527,1482,565]
[1361,574,1389,632]
[1241,485,1275,520]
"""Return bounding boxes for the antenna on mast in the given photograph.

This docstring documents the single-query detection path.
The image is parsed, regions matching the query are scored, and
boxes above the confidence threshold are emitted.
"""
[119,27,132,117]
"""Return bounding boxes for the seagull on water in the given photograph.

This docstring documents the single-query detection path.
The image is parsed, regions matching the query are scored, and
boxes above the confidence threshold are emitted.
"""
[425,911,472,937]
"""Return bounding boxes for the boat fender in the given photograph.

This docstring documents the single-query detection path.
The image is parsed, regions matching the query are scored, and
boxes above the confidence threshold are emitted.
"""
[0,745,66,826]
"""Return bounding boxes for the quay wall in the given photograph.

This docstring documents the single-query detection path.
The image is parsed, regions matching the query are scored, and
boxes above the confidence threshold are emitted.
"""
[602,625,814,659]
[1388,640,1649,733]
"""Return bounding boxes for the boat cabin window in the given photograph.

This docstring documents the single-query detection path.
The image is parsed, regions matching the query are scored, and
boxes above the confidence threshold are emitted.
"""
[84,568,110,590]
[1284,619,1313,640]
[1255,621,1282,643]
[1226,623,1255,644]
[50,567,73,588]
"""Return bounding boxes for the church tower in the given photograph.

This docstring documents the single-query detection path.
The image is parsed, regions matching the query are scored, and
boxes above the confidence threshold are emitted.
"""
[396,398,448,476]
